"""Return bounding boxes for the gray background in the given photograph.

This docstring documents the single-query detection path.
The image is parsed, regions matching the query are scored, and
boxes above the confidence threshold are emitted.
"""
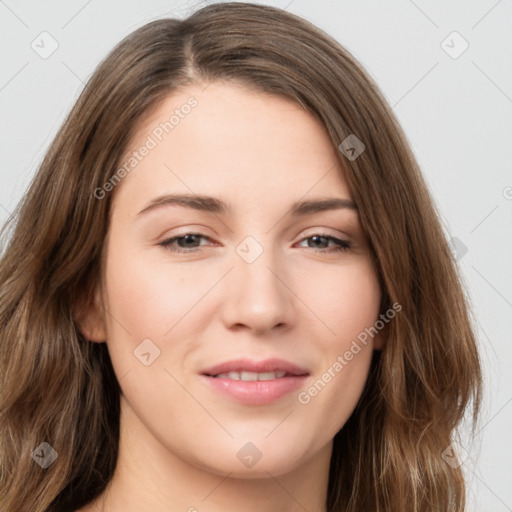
[1,0,511,509]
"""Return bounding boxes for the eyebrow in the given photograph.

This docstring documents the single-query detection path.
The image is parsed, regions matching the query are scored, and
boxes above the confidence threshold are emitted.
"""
[136,193,357,217]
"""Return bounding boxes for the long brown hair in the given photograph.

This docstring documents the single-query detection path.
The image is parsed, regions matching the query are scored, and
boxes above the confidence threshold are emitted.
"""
[0,3,482,511]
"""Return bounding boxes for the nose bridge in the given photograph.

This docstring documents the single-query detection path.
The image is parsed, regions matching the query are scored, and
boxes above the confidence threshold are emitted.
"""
[223,234,294,332]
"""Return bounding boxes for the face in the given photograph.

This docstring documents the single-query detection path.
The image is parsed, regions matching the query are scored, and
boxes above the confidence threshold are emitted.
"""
[86,81,382,478]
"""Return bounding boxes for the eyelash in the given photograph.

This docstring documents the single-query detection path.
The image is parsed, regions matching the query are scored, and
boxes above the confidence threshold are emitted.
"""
[159,233,351,254]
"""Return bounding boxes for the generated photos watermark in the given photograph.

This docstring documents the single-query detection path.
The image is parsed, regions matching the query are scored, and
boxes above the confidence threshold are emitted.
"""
[93,96,198,200]
[297,301,402,405]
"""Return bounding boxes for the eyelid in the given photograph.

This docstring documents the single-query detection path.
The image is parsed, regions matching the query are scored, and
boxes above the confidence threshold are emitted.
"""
[158,225,218,240]
[296,226,351,241]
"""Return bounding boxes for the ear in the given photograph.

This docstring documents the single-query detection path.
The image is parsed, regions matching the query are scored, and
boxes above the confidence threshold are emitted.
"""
[372,315,390,350]
[372,329,386,350]
[74,287,107,342]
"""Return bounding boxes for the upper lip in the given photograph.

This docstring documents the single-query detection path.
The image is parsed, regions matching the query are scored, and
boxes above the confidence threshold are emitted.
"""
[201,358,309,377]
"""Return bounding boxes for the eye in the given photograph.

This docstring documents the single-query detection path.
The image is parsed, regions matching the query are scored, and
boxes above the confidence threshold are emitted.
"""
[159,233,350,254]
[159,233,213,253]
[296,234,351,253]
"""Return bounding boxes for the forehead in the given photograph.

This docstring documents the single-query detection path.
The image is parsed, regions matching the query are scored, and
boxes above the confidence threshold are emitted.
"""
[112,81,351,212]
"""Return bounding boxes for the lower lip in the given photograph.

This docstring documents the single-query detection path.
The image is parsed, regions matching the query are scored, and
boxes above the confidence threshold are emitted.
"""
[201,375,308,405]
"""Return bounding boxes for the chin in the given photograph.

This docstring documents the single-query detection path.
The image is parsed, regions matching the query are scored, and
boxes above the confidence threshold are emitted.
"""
[187,442,313,479]
[200,459,304,480]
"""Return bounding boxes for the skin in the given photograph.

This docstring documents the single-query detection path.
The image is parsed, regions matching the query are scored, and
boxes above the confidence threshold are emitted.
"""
[76,81,383,512]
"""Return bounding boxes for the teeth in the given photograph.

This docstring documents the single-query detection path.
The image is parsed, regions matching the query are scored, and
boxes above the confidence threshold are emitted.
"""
[215,371,288,380]
[241,371,258,381]
[258,371,280,381]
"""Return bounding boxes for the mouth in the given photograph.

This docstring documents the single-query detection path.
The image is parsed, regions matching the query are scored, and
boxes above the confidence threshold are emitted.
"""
[210,370,293,381]
[200,358,309,405]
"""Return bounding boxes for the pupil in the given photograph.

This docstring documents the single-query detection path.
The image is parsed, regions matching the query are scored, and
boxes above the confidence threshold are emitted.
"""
[183,235,197,247]
[311,235,326,248]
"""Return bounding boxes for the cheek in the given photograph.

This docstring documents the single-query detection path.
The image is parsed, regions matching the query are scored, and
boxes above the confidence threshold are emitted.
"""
[103,241,207,340]
[294,260,380,422]
[304,259,381,345]
[101,240,220,384]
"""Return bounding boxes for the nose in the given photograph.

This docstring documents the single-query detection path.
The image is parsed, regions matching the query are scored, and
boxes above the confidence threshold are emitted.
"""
[221,244,295,336]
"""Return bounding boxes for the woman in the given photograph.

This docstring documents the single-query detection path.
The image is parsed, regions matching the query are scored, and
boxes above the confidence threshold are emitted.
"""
[0,2,482,511]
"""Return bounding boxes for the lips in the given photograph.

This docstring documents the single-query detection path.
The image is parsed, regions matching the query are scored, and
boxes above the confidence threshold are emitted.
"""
[200,357,309,405]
